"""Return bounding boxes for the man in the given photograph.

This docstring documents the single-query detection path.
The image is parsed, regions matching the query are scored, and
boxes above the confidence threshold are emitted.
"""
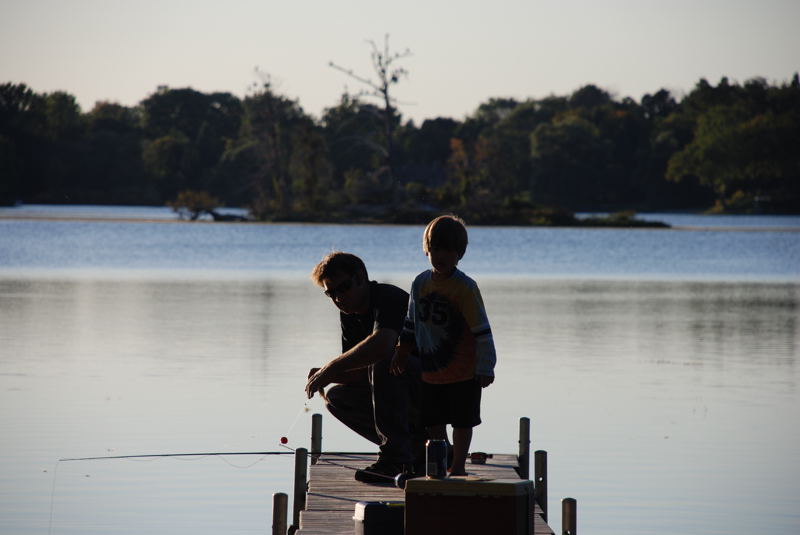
[305,251,424,482]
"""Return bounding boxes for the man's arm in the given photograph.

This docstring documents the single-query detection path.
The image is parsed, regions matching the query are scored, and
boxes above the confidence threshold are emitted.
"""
[305,327,398,398]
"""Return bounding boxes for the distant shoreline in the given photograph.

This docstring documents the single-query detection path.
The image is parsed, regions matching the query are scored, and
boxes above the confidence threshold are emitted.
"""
[3,211,800,232]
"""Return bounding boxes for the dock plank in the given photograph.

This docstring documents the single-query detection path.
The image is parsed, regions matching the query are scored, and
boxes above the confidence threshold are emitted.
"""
[295,453,554,534]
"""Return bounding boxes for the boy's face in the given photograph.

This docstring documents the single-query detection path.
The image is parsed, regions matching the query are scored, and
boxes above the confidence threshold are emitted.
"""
[427,247,460,278]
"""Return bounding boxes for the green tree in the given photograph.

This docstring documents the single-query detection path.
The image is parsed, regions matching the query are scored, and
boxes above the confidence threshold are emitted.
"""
[1,84,40,202]
[322,93,387,180]
[666,76,800,212]
[633,93,707,209]
[36,91,86,202]
[142,133,191,199]
[224,80,322,220]
[289,122,333,215]
[140,87,241,202]
[530,112,611,209]
[395,117,458,206]
[82,102,147,203]
[0,84,51,203]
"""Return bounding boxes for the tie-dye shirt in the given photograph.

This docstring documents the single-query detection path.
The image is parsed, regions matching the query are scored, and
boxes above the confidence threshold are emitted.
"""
[400,269,496,384]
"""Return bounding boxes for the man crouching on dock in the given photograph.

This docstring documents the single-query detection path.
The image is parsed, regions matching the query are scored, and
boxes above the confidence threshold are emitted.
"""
[305,252,425,482]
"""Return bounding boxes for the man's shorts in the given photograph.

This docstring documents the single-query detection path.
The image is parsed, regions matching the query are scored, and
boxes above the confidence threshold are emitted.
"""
[421,378,482,428]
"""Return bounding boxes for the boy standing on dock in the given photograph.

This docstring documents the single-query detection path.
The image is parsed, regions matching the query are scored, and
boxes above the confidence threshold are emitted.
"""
[391,215,496,476]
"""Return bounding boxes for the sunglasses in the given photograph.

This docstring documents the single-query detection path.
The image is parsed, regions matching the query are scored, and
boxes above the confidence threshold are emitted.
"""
[324,276,356,299]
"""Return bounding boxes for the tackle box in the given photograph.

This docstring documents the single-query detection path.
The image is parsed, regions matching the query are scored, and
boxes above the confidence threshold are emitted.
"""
[404,477,534,535]
[353,500,404,535]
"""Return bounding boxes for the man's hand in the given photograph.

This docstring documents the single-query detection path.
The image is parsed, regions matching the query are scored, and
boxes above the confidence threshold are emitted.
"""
[476,374,494,388]
[305,367,329,399]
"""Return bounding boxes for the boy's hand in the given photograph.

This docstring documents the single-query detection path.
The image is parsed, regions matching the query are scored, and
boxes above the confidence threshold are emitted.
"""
[390,348,408,376]
[476,374,494,388]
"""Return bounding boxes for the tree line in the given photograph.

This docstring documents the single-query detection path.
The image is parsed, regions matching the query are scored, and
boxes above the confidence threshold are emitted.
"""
[1,74,798,224]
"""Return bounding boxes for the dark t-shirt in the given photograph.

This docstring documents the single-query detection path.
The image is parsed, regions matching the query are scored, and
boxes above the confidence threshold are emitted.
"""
[340,281,409,353]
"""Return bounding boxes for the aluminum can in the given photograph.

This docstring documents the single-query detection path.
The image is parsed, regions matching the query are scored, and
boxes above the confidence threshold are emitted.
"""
[425,439,448,479]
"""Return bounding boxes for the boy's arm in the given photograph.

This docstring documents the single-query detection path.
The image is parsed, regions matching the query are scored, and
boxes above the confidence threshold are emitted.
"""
[462,283,497,379]
[476,374,495,387]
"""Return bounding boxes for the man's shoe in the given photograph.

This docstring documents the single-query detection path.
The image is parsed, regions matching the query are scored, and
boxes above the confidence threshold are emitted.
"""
[354,460,403,484]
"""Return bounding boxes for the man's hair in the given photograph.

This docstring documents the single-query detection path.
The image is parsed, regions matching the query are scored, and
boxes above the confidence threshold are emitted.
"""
[310,252,368,287]
[423,214,468,258]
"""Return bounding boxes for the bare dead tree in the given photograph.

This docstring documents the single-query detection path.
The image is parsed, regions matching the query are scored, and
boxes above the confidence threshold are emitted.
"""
[329,34,411,181]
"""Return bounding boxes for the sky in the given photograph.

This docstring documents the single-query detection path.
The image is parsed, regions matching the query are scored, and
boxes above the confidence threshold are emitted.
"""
[2,0,799,124]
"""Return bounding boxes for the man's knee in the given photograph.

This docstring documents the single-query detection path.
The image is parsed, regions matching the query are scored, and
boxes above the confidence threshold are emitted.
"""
[325,383,369,414]
[324,384,346,411]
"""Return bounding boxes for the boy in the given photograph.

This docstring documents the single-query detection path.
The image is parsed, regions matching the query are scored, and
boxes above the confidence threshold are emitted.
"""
[391,215,496,476]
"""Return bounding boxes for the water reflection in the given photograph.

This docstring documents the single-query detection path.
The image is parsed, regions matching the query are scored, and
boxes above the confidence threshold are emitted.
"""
[486,280,798,371]
[1,277,798,535]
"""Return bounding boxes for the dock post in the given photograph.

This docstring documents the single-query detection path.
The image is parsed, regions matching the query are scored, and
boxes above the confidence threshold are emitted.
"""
[311,413,322,465]
[562,497,577,535]
[518,417,530,479]
[535,450,548,523]
[290,447,308,534]
[272,492,288,535]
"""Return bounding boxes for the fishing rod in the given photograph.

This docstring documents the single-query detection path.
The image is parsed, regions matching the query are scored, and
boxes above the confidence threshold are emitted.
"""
[59,447,410,487]
[59,451,292,462]
[57,403,410,486]
[58,450,380,462]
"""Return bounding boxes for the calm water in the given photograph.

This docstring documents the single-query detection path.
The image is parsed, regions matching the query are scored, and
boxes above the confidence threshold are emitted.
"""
[1,208,799,535]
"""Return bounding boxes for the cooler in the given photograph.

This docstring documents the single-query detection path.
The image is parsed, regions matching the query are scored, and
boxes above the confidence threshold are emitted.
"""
[405,477,534,535]
[353,500,404,535]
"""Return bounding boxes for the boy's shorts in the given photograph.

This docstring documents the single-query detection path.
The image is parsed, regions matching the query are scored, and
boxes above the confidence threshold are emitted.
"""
[421,378,482,428]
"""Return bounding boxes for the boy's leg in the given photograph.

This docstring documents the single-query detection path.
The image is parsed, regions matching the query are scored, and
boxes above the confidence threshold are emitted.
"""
[421,382,454,467]
[448,378,482,475]
[450,426,473,475]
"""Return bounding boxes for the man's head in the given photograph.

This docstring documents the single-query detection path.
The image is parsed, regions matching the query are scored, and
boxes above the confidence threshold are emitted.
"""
[311,252,370,314]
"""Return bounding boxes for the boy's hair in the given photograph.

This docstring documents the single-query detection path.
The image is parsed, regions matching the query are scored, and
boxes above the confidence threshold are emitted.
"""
[423,215,468,258]
[310,251,368,287]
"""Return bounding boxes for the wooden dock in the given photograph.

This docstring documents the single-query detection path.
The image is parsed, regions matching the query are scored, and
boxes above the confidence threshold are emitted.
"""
[294,452,555,534]
[272,416,573,535]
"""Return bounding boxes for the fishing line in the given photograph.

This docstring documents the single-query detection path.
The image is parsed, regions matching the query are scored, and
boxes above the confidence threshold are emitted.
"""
[283,401,310,443]
[125,453,269,469]
[215,455,271,469]
[47,460,60,535]
[277,442,401,485]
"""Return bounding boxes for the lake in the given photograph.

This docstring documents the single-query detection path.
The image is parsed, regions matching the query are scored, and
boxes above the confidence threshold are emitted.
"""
[1,206,799,535]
